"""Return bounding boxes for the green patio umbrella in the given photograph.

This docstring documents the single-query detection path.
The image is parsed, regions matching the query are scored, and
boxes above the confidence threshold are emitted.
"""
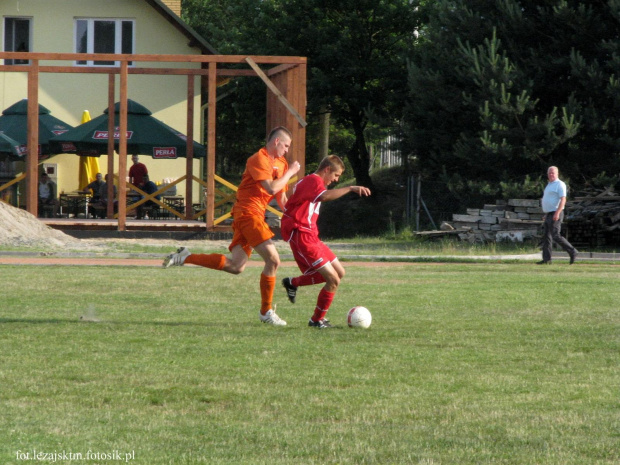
[0,131,26,159]
[50,99,205,159]
[0,99,74,159]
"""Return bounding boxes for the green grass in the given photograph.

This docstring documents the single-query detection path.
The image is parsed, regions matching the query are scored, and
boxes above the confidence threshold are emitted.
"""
[0,236,545,257]
[1,262,619,464]
[326,236,542,257]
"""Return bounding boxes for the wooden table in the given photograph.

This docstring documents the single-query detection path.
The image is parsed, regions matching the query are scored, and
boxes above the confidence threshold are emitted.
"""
[59,193,90,218]
[161,196,185,219]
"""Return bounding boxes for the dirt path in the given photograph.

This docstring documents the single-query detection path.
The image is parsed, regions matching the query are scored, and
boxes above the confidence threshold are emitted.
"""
[0,256,421,267]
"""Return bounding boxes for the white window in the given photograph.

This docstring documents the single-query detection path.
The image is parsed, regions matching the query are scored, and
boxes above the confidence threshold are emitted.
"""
[75,18,134,66]
[4,17,32,65]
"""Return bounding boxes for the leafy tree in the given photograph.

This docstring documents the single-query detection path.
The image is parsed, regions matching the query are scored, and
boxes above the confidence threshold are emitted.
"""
[182,0,272,55]
[183,0,420,190]
[268,0,420,189]
[182,0,276,175]
[404,0,620,207]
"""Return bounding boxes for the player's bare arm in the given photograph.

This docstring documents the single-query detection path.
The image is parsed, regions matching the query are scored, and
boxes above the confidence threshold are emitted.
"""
[260,161,301,195]
[275,190,288,210]
[320,185,371,202]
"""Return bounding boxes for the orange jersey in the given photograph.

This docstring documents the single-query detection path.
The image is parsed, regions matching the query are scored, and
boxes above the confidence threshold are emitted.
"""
[232,147,289,218]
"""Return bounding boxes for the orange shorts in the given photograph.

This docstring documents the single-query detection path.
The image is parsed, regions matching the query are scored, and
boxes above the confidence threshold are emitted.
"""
[228,214,274,257]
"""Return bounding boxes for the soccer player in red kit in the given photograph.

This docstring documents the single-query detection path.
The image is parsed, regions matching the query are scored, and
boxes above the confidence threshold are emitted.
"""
[280,155,371,328]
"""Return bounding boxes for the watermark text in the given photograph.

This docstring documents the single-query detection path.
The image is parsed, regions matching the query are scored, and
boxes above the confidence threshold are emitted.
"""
[15,449,135,463]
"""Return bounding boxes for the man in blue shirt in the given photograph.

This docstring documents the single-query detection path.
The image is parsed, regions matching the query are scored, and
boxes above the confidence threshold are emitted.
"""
[539,166,578,264]
[138,174,160,219]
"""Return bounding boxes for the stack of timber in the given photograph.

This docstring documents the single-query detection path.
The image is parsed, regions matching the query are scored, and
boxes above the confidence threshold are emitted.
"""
[417,187,620,246]
[565,187,620,247]
[447,199,543,243]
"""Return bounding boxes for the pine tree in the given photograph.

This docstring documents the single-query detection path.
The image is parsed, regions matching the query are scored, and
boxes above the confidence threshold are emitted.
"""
[404,0,620,204]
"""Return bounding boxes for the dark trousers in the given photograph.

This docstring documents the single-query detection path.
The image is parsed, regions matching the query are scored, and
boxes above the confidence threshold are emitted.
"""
[542,211,576,262]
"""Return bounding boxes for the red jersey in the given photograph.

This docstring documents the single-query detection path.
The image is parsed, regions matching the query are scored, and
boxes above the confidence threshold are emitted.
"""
[281,173,326,238]
[129,162,148,186]
[232,147,289,218]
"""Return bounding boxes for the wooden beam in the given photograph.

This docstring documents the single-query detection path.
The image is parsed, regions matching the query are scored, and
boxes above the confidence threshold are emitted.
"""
[26,60,39,216]
[106,74,116,219]
[37,66,211,75]
[0,51,307,65]
[0,172,26,192]
[217,69,259,77]
[245,57,307,128]
[15,66,270,78]
[266,63,298,76]
[185,74,195,219]
[214,174,239,192]
[297,62,307,175]
[206,62,217,229]
[117,62,129,231]
[121,183,186,220]
[9,65,278,77]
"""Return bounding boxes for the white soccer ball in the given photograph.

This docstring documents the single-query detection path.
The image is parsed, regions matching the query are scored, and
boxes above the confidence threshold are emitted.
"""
[347,306,372,329]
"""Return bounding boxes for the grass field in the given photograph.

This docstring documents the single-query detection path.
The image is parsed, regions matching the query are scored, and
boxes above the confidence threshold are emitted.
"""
[1,260,619,464]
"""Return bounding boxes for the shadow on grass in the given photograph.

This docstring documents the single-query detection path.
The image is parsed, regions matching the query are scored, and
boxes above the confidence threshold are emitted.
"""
[0,317,351,330]
[0,317,220,327]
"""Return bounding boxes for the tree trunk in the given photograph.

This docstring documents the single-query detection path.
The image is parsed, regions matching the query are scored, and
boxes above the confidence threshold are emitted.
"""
[318,105,330,160]
[346,116,375,190]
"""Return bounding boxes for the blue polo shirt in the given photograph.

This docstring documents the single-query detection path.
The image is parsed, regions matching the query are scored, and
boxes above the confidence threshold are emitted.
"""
[541,179,567,213]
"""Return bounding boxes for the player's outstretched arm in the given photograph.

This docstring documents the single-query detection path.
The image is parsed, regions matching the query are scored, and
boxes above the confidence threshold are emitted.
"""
[320,185,371,202]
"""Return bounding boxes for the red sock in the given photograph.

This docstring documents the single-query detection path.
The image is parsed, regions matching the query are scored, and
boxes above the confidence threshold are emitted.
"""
[184,253,226,270]
[260,273,276,315]
[311,289,335,322]
[292,273,326,288]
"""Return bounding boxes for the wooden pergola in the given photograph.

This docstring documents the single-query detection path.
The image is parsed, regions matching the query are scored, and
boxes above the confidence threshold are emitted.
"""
[0,51,307,231]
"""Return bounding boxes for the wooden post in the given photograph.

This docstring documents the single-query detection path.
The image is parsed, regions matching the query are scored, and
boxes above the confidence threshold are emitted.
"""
[185,74,194,219]
[206,62,216,229]
[26,60,40,216]
[246,57,307,128]
[296,62,307,175]
[107,74,116,219]
[117,61,128,231]
[0,52,308,231]
[265,62,307,176]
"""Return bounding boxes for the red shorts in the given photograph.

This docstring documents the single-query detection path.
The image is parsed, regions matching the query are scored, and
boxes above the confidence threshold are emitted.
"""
[287,229,336,275]
[229,213,274,257]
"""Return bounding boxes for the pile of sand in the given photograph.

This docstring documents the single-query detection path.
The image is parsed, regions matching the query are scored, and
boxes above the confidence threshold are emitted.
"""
[0,201,81,248]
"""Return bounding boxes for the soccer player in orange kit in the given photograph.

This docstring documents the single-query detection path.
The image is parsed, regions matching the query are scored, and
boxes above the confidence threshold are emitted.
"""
[163,127,301,326]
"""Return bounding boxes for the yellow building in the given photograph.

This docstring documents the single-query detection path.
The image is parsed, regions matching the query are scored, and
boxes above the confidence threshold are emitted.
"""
[0,0,216,202]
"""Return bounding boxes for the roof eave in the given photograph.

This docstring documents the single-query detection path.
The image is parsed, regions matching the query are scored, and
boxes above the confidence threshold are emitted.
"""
[144,0,220,55]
